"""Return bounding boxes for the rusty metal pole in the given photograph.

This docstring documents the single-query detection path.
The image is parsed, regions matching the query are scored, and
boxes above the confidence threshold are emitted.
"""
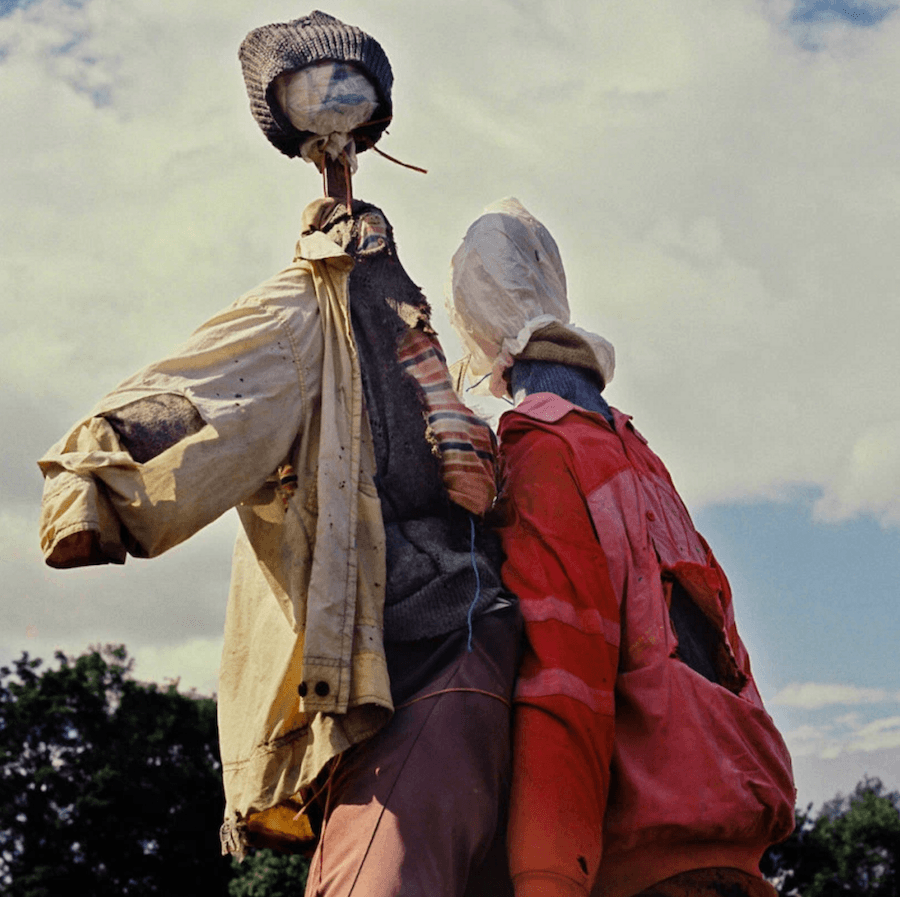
[323,154,352,209]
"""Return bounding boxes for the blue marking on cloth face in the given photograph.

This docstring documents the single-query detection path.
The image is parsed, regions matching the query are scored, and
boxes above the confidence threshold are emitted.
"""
[323,64,377,111]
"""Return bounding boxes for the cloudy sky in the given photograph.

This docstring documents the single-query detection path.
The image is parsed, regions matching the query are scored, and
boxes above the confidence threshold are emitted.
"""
[3,0,899,812]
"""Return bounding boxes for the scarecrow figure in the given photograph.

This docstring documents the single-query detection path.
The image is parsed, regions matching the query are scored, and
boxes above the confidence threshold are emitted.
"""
[447,198,796,897]
[38,12,519,896]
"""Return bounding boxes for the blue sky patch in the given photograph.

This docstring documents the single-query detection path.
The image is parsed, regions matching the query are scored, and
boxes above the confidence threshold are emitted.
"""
[694,493,900,692]
[1,0,88,16]
[790,0,898,26]
[0,0,35,17]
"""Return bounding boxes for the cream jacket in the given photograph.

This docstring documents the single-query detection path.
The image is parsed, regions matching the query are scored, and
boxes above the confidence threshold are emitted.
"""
[38,207,393,857]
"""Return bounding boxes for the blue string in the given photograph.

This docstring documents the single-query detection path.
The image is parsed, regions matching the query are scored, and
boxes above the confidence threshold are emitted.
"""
[465,372,491,393]
[465,370,514,403]
[466,514,483,652]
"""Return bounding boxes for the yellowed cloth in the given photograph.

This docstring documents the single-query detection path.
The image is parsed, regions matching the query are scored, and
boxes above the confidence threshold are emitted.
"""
[38,199,393,857]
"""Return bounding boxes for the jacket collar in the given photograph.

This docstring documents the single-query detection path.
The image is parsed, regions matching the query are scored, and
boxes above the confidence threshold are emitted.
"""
[294,230,355,268]
[509,391,630,431]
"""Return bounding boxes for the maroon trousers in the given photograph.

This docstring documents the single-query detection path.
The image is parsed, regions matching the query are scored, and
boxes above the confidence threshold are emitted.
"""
[304,608,520,897]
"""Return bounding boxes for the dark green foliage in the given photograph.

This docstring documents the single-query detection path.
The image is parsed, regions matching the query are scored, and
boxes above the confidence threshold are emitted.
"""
[228,849,309,896]
[763,776,900,897]
[0,645,232,895]
[5,643,897,897]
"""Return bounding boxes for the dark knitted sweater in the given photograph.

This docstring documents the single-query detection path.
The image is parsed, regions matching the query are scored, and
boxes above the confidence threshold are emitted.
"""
[348,253,508,643]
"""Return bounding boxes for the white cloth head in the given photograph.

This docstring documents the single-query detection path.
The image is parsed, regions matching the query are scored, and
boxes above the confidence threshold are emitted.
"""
[447,197,615,396]
[273,61,379,173]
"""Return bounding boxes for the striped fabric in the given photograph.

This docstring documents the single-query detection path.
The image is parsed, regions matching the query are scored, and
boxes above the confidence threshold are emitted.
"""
[397,327,497,517]
[515,666,615,716]
[518,594,620,648]
[513,588,619,717]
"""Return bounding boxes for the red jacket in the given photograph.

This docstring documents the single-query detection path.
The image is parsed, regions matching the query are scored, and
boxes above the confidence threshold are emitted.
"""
[496,393,795,897]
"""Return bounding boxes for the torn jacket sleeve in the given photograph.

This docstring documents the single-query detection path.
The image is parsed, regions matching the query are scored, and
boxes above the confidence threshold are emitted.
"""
[38,294,319,568]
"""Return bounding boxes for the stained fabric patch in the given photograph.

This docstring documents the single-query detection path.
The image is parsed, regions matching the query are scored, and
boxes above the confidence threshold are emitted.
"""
[102,394,205,463]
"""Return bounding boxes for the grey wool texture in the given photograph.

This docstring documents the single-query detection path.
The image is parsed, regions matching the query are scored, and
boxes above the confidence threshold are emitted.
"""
[238,10,393,158]
[102,395,206,464]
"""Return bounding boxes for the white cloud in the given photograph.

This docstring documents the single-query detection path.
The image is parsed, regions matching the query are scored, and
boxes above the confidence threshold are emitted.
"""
[131,638,223,697]
[782,723,831,758]
[4,0,900,692]
[0,504,234,661]
[813,421,900,525]
[779,698,900,763]
[783,714,900,759]
[844,716,900,754]
[774,682,899,709]
[788,740,900,808]
[5,0,900,520]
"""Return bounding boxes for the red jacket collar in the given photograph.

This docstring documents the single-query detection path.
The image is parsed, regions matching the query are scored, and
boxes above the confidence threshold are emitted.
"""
[506,392,630,431]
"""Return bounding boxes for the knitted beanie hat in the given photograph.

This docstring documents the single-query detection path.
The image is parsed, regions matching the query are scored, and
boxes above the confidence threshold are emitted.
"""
[239,10,393,158]
[517,322,612,389]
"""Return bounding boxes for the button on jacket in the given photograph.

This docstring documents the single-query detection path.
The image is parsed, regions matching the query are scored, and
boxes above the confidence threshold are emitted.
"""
[38,200,394,856]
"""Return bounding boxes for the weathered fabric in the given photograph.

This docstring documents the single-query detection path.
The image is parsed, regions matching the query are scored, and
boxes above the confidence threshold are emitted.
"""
[345,228,507,642]
[381,327,509,641]
[625,867,777,897]
[101,394,206,464]
[318,196,498,519]
[304,607,520,897]
[239,11,392,159]
[273,62,379,172]
[38,200,394,857]
[381,510,509,642]
[398,328,497,516]
[37,193,513,864]
[346,240,444,522]
[495,394,795,897]
[447,198,615,397]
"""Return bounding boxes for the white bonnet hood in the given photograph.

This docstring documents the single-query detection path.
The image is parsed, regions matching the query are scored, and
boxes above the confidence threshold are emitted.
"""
[447,197,614,396]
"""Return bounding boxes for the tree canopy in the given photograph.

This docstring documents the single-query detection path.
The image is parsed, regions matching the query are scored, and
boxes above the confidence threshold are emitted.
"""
[0,645,231,895]
[4,643,899,896]
[763,776,900,897]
